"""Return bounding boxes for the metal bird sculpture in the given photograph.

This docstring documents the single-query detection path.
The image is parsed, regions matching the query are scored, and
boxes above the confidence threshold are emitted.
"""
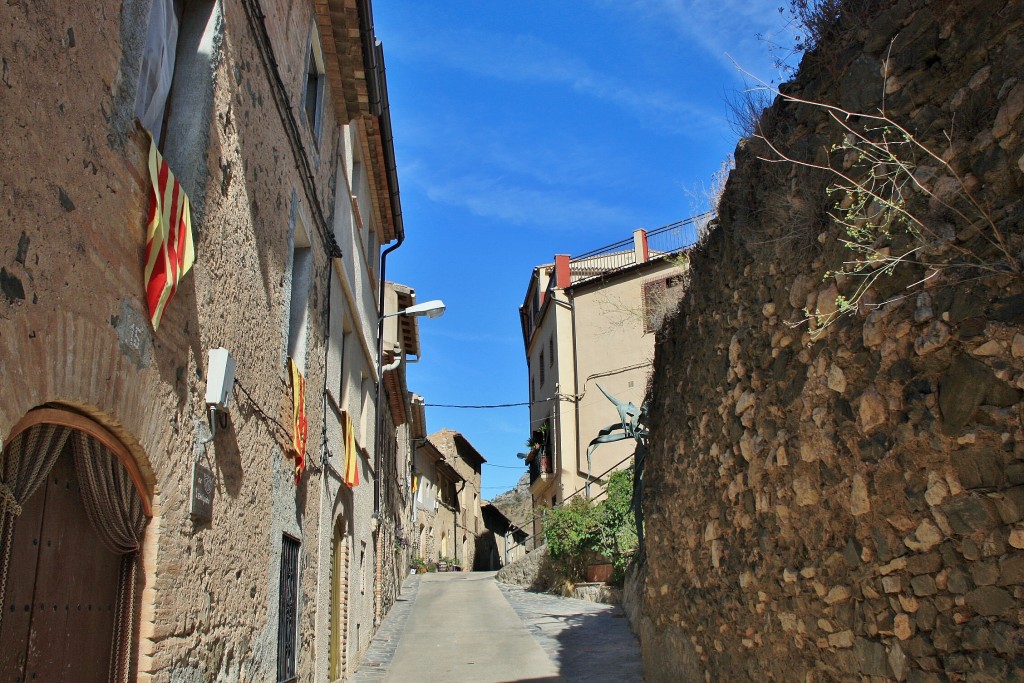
[586,384,649,557]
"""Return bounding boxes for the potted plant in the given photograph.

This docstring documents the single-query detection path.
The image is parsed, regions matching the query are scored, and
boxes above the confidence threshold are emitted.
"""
[525,424,550,471]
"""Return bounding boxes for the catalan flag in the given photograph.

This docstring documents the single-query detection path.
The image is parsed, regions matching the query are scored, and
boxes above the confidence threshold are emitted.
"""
[144,133,194,330]
[289,358,307,483]
[343,412,359,487]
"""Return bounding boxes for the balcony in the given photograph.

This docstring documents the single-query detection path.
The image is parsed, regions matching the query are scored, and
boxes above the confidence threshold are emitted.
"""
[525,425,553,486]
[528,449,553,486]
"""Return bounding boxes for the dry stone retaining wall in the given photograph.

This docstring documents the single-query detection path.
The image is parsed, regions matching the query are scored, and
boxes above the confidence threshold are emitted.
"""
[636,1,1024,680]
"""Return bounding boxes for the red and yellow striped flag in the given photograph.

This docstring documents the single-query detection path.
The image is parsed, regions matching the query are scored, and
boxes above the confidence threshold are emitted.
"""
[144,134,194,329]
[343,412,359,487]
[289,358,308,483]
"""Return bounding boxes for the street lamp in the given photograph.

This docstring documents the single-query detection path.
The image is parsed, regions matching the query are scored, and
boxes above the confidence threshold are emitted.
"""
[381,299,446,320]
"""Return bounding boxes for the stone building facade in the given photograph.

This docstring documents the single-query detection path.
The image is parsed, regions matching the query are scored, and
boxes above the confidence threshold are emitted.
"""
[411,429,485,568]
[0,0,419,680]
[633,1,1024,681]
[412,435,463,563]
[429,429,486,569]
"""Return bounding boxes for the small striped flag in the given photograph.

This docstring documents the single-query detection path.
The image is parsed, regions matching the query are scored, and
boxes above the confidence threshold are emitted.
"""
[343,412,359,487]
[144,134,194,330]
[289,358,308,483]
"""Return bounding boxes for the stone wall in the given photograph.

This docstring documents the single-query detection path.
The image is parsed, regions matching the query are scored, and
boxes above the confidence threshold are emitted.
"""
[496,545,562,592]
[0,1,385,680]
[636,1,1024,681]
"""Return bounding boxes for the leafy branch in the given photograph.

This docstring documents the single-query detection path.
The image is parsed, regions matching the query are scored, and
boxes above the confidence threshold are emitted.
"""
[745,73,1019,331]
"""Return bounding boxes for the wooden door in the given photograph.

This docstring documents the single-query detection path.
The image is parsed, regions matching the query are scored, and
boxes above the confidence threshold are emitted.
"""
[0,447,121,682]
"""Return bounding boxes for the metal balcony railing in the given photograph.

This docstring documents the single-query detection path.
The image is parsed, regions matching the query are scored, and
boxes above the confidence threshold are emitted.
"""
[569,213,711,285]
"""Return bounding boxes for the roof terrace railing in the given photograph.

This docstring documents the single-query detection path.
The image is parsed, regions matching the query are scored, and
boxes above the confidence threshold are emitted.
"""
[568,212,711,285]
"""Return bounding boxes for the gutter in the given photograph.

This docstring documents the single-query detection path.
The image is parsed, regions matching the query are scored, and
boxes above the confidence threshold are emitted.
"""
[358,0,407,629]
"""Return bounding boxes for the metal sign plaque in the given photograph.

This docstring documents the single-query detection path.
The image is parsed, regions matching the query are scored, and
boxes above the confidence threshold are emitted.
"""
[190,461,215,523]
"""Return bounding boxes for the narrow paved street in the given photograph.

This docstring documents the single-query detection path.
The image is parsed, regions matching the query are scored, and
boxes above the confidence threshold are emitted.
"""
[350,572,644,682]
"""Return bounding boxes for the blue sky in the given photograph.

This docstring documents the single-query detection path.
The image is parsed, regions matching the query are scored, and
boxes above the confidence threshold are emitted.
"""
[374,1,798,498]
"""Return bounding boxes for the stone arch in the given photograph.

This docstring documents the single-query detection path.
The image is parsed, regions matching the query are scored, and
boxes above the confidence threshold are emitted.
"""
[1,406,153,679]
[0,312,172,676]
[329,513,349,679]
[0,313,168,495]
[5,407,152,515]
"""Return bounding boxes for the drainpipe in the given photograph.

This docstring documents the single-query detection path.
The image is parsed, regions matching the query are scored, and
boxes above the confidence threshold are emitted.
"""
[360,0,406,627]
[454,476,466,564]
[560,267,583,497]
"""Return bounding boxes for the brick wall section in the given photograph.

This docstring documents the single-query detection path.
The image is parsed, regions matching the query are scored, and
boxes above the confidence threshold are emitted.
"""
[635,1,1024,681]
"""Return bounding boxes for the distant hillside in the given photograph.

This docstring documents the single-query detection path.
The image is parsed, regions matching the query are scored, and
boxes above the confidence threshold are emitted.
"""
[488,472,532,534]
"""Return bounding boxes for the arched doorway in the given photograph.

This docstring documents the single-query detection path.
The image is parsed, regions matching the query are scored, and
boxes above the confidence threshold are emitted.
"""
[329,516,349,680]
[0,408,150,681]
[440,531,447,558]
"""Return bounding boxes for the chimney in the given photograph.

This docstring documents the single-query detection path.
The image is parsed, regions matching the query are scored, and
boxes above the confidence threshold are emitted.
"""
[555,254,571,289]
[633,229,649,263]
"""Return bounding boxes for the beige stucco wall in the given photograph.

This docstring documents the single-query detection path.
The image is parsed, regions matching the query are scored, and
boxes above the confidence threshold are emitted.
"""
[526,258,683,516]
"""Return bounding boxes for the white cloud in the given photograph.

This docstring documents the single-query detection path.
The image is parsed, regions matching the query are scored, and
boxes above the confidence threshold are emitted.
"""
[607,0,797,83]
[388,26,725,138]
[420,174,635,230]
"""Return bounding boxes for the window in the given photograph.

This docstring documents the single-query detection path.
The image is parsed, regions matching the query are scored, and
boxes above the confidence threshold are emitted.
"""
[359,542,367,595]
[527,358,532,401]
[359,374,371,443]
[287,217,312,370]
[643,274,685,333]
[303,25,325,142]
[539,351,545,386]
[548,337,554,367]
[135,0,180,143]
[135,0,218,151]
[277,535,300,682]
[351,159,367,235]
[367,228,378,278]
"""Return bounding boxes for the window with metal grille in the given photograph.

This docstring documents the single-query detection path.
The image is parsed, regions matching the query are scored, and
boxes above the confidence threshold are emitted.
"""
[278,535,300,682]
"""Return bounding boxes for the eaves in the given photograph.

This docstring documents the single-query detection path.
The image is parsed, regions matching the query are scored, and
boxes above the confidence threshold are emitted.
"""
[566,250,689,295]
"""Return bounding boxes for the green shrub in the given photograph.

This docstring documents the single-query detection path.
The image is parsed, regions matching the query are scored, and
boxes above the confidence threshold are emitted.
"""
[543,497,599,581]
[542,466,638,585]
[595,468,639,583]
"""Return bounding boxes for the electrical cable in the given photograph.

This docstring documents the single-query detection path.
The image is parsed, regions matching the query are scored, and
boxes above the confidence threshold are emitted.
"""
[423,398,553,409]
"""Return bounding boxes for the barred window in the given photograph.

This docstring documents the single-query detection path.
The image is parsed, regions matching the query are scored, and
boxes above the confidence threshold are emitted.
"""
[277,535,300,682]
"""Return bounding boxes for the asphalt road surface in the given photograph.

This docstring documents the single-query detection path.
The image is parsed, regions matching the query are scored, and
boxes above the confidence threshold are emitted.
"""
[350,571,644,682]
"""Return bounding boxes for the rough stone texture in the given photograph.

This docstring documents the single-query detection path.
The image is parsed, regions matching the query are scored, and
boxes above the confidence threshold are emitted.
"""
[0,1,399,681]
[495,545,562,592]
[633,2,1024,681]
